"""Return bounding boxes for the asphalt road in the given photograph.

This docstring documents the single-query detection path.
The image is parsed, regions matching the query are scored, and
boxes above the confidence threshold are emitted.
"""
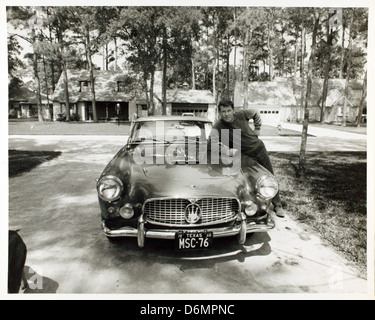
[7,133,368,295]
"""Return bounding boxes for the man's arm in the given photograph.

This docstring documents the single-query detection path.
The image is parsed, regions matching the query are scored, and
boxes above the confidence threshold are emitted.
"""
[241,109,262,135]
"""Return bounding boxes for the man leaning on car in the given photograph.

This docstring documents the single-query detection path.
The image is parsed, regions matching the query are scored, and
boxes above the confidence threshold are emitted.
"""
[208,99,286,218]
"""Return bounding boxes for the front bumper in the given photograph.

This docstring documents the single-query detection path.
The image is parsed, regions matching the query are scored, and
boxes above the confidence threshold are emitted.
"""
[102,212,275,248]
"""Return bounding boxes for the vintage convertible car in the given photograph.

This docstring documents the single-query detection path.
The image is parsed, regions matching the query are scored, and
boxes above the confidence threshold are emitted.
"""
[97,116,277,251]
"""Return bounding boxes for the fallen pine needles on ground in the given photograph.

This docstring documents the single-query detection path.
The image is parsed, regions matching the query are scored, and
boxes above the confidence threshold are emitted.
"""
[270,151,367,276]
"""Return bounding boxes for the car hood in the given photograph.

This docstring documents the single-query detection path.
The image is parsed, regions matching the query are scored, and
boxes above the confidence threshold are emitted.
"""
[139,163,246,198]
[100,147,252,204]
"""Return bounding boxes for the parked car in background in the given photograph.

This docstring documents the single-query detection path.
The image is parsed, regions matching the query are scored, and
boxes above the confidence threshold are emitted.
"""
[96,116,277,251]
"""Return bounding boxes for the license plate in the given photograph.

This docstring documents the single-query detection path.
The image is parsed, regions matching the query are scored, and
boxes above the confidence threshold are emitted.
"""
[175,231,213,251]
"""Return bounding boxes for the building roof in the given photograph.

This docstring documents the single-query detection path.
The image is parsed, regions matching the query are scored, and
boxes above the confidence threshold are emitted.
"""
[52,69,133,103]
[149,71,216,105]
[136,115,212,123]
[165,89,216,104]
[234,78,365,108]
[9,85,50,105]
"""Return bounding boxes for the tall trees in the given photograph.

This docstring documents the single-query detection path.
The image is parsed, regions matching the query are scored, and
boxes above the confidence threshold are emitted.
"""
[69,6,103,123]
[234,7,266,107]
[299,9,320,174]
[319,9,338,123]
[8,35,25,99]
[47,7,73,121]
[8,6,367,120]
[342,9,354,127]
[7,6,44,121]
[356,71,367,127]
[115,7,161,115]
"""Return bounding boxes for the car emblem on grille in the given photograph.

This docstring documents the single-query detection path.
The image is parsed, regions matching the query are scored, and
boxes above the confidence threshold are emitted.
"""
[185,203,202,224]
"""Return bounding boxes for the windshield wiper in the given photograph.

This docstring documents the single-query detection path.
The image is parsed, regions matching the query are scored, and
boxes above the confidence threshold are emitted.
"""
[128,138,171,146]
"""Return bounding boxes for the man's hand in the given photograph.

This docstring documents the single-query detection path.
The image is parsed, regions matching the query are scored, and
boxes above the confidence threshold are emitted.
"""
[227,148,239,157]
[253,129,260,136]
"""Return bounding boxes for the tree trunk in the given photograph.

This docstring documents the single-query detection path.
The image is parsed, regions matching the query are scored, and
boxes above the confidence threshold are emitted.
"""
[226,36,230,97]
[299,9,319,174]
[48,19,56,93]
[86,26,98,122]
[191,57,196,90]
[233,8,237,100]
[343,10,354,127]
[30,26,43,122]
[143,73,150,115]
[320,18,334,123]
[299,25,306,121]
[57,29,70,122]
[62,62,70,122]
[356,71,367,127]
[300,26,305,78]
[294,35,298,78]
[267,11,274,81]
[243,27,250,109]
[339,24,346,79]
[162,26,167,116]
[212,56,217,101]
[114,37,118,71]
[105,42,109,71]
[42,55,51,120]
[150,69,155,115]
[33,52,43,122]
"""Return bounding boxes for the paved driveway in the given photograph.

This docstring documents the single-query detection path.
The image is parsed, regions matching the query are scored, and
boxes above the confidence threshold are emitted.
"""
[7,134,368,295]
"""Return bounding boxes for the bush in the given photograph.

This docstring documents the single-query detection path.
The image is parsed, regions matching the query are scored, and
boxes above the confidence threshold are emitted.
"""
[8,109,18,119]
[56,113,66,121]
[56,113,80,121]
[71,113,80,121]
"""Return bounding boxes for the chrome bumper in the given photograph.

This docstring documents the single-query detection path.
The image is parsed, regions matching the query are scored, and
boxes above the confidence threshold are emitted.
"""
[102,213,275,248]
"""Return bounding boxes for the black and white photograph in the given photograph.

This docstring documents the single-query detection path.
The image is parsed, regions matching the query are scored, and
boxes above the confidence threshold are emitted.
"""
[2,0,374,301]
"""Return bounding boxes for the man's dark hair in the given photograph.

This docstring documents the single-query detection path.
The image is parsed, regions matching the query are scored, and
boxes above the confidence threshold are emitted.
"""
[217,100,234,112]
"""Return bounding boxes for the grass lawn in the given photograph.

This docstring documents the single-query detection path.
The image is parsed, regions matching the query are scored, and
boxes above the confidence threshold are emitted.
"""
[270,151,367,275]
[8,150,62,178]
[8,120,132,136]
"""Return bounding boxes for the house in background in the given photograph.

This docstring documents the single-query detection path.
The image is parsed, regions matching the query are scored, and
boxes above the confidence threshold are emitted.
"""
[148,72,217,122]
[52,69,137,121]
[234,78,365,124]
[51,69,217,122]
[9,85,52,119]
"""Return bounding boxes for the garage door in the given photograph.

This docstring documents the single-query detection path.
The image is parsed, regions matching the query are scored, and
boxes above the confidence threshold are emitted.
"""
[172,103,208,118]
[259,109,280,124]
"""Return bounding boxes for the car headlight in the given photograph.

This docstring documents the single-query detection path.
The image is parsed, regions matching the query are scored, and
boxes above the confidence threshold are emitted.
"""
[242,200,258,216]
[97,175,123,202]
[256,175,278,200]
[119,203,134,219]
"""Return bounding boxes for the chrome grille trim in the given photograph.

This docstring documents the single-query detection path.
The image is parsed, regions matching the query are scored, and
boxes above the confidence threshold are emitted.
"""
[143,197,240,227]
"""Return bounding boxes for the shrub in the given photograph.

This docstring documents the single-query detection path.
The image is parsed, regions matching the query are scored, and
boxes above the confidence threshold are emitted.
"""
[71,113,80,121]
[56,113,66,121]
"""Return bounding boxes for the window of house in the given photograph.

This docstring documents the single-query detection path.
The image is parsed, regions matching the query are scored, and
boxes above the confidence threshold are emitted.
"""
[117,81,126,92]
[80,81,90,92]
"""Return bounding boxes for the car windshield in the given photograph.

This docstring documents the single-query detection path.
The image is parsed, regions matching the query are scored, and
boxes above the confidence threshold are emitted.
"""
[130,120,212,144]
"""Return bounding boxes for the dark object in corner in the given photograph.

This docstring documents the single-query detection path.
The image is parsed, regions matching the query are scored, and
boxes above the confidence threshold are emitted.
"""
[8,230,27,293]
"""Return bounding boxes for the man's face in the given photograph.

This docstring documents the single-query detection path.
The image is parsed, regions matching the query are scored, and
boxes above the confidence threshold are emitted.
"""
[219,105,235,123]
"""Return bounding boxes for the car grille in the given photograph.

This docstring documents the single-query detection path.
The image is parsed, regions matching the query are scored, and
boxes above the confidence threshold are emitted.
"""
[144,198,240,226]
